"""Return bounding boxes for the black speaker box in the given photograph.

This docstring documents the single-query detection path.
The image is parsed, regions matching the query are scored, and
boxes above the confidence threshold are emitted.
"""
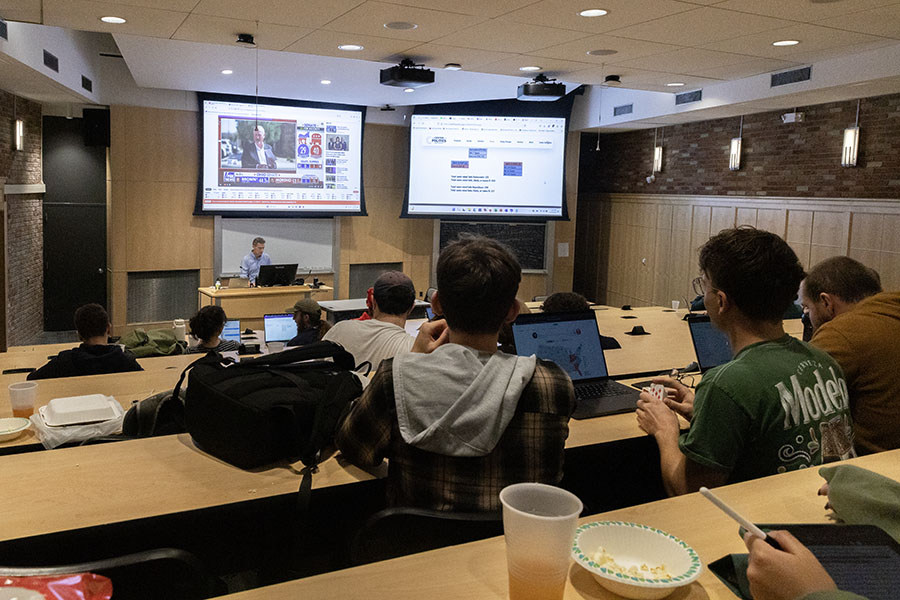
[83,108,110,147]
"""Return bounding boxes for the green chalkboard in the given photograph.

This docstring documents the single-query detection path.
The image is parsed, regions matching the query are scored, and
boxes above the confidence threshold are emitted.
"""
[439,222,547,271]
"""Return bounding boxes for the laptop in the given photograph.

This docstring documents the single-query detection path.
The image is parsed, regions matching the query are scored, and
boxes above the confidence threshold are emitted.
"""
[511,311,640,419]
[264,313,296,343]
[221,319,241,343]
[228,277,249,289]
[687,315,732,373]
[257,263,298,287]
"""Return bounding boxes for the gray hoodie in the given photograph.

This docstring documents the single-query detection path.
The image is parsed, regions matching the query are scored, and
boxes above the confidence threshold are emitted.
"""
[392,343,537,457]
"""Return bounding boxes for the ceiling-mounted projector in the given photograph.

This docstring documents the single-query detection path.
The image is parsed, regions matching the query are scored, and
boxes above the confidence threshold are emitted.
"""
[517,74,565,101]
[380,59,435,88]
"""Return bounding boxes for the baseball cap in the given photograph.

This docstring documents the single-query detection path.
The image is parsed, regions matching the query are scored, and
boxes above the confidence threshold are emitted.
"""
[373,271,415,297]
[287,298,321,314]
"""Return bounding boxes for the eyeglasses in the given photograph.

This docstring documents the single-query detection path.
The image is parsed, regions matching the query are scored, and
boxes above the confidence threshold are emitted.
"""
[691,276,706,296]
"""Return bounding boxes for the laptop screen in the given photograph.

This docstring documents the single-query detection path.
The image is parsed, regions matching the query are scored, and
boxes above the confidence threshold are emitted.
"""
[511,311,609,382]
[688,316,732,372]
[264,313,295,343]
[221,320,241,343]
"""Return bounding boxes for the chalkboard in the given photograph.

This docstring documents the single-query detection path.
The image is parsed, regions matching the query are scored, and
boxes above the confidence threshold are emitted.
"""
[439,222,547,270]
[217,218,335,276]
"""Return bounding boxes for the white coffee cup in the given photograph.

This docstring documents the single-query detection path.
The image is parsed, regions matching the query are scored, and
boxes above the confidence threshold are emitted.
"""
[500,483,583,600]
[9,381,38,418]
[672,300,681,311]
[267,341,285,354]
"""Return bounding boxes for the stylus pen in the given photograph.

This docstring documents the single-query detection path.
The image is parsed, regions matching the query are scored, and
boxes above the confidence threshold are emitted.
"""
[699,487,782,549]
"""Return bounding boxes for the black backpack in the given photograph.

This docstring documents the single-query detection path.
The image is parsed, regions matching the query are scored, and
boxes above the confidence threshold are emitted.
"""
[122,390,186,437]
[183,342,361,470]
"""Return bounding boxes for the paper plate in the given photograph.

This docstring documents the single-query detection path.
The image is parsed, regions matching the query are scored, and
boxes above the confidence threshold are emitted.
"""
[0,417,31,442]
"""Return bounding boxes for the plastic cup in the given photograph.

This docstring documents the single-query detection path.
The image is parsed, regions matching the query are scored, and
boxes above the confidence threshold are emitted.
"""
[9,381,38,418]
[267,341,285,354]
[671,300,680,310]
[500,483,583,600]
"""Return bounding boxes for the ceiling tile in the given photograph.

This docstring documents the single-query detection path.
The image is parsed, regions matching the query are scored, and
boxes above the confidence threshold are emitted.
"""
[376,0,536,18]
[0,0,43,23]
[191,0,366,29]
[321,1,485,43]
[713,0,899,23]
[613,47,759,74]
[501,0,695,34]
[569,64,719,89]
[398,43,520,69]
[107,0,198,9]
[43,0,188,37]
[703,23,889,58]
[282,29,420,61]
[689,57,800,80]
[607,7,791,46]
[172,15,312,51]
[814,4,900,39]
[476,55,594,77]
[784,39,898,65]
[531,34,680,64]
[430,20,589,53]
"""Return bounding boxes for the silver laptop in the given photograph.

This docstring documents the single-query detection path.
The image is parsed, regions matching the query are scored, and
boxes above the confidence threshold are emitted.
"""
[511,311,640,419]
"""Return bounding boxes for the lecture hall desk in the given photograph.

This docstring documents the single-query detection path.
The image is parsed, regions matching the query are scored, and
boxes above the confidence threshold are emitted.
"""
[198,284,333,331]
[211,449,900,600]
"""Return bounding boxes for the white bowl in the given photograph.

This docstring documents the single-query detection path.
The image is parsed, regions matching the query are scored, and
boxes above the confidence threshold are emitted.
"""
[572,521,702,600]
[0,417,31,442]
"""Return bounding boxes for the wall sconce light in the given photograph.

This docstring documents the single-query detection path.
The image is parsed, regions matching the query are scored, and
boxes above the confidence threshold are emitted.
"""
[842,99,860,168]
[15,119,24,151]
[653,145,663,173]
[729,116,743,171]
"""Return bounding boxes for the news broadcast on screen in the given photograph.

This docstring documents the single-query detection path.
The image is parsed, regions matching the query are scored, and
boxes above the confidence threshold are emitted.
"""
[198,93,365,217]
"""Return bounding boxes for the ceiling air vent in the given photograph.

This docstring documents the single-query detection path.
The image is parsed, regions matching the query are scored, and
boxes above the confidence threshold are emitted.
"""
[675,89,702,105]
[771,66,811,87]
[43,49,59,72]
[81,75,93,92]
[613,103,633,116]
[0,19,8,41]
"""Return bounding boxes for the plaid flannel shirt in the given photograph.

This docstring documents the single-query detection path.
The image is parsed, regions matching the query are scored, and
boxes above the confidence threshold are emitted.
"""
[335,356,574,512]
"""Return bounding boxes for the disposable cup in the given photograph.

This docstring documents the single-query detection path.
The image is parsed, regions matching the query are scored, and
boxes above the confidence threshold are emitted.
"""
[671,300,680,310]
[267,341,285,354]
[500,483,583,600]
[9,381,38,418]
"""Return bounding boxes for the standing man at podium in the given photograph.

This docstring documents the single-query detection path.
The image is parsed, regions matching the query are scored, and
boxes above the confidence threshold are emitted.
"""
[240,237,271,286]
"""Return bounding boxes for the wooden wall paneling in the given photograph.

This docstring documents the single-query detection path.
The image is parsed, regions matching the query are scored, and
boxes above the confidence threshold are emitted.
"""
[710,206,734,235]
[634,224,655,304]
[689,205,712,276]
[623,224,640,301]
[672,204,692,233]
[736,207,757,228]
[786,209,814,268]
[848,247,883,275]
[109,181,127,272]
[669,229,694,303]
[125,181,201,271]
[849,212,884,251]
[110,271,127,331]
[811,210,850,249]
[652,226,671,306]
[109,106,126,182]
[756,208,787,236]
[196,216,214,271]
[881,215,900,254]
[877,252,900,290]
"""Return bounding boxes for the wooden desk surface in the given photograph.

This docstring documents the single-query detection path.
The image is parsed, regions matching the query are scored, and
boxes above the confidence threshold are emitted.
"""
[0,350,201,379]
[214,450,900,600]
[198,285,331,299]
[0,434,384,543]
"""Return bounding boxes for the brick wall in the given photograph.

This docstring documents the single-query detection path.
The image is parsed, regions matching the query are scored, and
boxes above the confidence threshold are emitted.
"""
[2,90,44,345]
[584,92,900,198]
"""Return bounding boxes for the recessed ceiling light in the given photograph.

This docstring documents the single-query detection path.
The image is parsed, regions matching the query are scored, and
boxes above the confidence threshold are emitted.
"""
[384,21,418,30]
[338,44,365,51]
[773,39,800,46]
[519,66,542,72]
[100,16,126,24]
[320,79,332,85]
[666,82,685,87]
[444,63,462,71]
[579,8,608,17]
[404,87,415,93]
[221,69,233,75]
[587,49,617,56]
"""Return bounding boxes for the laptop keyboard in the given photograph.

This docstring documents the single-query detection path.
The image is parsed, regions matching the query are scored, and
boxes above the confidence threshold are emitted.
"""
[575,379,632,400]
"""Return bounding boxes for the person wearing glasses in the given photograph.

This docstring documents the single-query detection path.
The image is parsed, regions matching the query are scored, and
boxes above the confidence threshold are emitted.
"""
[635,227,856,496]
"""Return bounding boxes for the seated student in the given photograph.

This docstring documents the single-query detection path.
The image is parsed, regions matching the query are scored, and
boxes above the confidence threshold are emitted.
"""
[286,298,331,346]
[800,256,900,455]
[186,306,240,354]
[336,236,574,512]
[322,271,417,369]
[29,304,143,380]
[635,227,855,496]
[540,291,619,349]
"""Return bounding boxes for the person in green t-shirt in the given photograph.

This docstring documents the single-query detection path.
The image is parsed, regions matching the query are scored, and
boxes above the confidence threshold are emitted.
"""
[636,227,856,496]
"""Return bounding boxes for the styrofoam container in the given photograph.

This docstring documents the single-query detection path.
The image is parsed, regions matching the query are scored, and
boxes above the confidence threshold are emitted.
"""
[38,394,123,427]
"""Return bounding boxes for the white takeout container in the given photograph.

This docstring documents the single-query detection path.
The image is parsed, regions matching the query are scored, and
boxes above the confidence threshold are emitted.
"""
[38,394,123,427]
[0,417,31,442]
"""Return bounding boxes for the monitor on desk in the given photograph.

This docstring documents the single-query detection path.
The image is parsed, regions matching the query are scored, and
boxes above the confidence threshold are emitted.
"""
[257,264,298,287]
[221,320,241,343]
[264,313,296,343]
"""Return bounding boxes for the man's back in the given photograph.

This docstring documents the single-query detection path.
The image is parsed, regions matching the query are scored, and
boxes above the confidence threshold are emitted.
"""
[322,318,414,369]
[28,343,143,380]
[681,335,854,483]
[811,291,900,454]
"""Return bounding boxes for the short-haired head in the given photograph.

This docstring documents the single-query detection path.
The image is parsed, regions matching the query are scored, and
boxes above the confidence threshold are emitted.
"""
[372,271,416,316]
[436,236,521,334]
[74,304,110,340]
[542,292,589,314]
[803,256,882,304]
[699,227,806,322]
[252,237,265,247]
[189,305,228,342]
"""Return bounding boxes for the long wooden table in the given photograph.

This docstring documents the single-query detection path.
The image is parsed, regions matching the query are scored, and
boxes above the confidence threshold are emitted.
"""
[212,450,900,600]
[199,285,333,331]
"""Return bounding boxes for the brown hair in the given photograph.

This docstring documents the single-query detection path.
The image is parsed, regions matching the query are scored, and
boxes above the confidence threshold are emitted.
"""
[74,303,110,340]
[804,256,882,303]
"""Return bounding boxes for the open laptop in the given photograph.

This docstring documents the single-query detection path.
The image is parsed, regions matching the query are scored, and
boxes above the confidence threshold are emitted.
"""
[221,319,241,343]
[264,313,296,343]
[511,311,640,419]
[257,263,298,287]
[687,315,732,373]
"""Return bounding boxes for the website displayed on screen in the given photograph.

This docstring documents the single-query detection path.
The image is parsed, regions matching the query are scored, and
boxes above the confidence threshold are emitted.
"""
[200,98,363,214]
[407,114,566,218]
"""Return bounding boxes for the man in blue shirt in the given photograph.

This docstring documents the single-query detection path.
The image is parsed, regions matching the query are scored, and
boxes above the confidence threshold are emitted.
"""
[239,237,271,285]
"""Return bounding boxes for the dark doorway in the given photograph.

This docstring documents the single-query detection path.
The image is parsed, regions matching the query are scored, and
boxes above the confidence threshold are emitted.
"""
[42,116,107,331]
